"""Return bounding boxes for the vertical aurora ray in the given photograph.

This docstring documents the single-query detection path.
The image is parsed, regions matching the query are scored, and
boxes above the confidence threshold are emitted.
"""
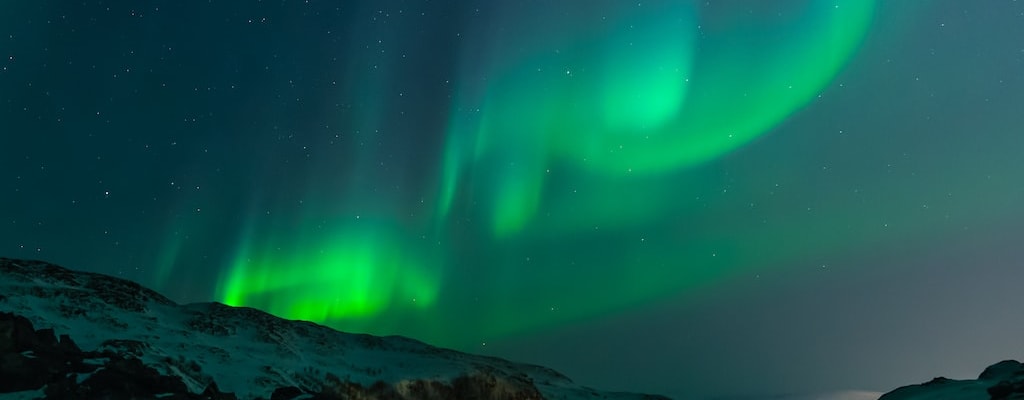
[216,0,880,346]
[217,3,449,334]
[219,215,441,323]
[8,2,1024,398]
[153,231,182,290]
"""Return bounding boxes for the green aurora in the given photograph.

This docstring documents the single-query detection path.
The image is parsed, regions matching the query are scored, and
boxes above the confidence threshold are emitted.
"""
[214,1,877,346]
[7,1,1024,397]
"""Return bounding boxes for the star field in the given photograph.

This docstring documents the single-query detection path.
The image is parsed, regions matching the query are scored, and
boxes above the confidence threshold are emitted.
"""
[3,1,1024,398]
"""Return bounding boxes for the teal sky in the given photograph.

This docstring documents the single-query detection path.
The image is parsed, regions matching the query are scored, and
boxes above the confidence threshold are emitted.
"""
[3,1,1024,398]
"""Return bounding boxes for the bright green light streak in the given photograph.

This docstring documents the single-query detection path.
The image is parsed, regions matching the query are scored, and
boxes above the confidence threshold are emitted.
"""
[217,0,880,346]
[219,221,440,322]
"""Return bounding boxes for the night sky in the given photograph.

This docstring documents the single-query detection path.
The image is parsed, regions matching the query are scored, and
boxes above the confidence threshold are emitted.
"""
[3,1,1024,398]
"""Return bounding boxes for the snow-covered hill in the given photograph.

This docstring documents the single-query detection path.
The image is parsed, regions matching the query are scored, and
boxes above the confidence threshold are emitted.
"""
[0,257,669,400]
[877,360,1024,400]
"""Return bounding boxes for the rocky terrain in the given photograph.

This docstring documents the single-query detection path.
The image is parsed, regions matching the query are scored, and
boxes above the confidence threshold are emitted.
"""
[0,257,669,400]
[879,360,1024,400]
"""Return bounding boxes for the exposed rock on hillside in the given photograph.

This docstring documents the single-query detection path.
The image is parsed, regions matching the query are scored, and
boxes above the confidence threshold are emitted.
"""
[0,258,669,400]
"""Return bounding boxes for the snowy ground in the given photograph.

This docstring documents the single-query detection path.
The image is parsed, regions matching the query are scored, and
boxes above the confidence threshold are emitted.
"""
[0,258,665,400]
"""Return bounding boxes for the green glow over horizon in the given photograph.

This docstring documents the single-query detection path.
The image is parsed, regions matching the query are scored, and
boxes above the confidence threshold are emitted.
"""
[220,220,441,322]
[216,0,881,346]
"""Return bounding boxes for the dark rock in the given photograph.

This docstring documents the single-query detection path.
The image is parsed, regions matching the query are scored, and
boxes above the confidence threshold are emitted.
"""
[923,376,952,386]
[35,328,58,347]
[0,312,38,353]
[981,360,1024,381]
[0,311,571,400]
[391,379,451,400]
[84,357,190,395]
[41,370,83,399]
[202,381,239,400]
[452,371,545,400]
[0,313,76,393]
[882,360,1024,400]
[56,333,81,353]
[989,380,1015,399]
[0,309,243,399]
[271,386,304,400]
[0,351,56,392]
[0,315,15,354]
[0,258,669,400]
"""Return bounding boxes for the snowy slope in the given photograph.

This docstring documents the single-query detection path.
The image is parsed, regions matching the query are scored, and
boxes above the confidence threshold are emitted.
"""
[0,257,668,400]
[877,360,1024,400]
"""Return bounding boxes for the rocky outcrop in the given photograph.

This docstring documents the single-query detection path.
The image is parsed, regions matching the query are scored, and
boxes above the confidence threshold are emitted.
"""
[0,310,554,400]
[879,360,1024,400]
[0,258,670,400]
[0,311,239,399]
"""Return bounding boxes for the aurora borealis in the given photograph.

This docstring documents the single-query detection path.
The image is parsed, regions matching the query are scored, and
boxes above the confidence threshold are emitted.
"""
[4,1,1024,398]
[217,0,878,343]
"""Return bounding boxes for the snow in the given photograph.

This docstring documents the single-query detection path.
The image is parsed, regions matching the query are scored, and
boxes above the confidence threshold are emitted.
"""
[877,379,991,400]
[0,258,663,400]
[0,388,46,400]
